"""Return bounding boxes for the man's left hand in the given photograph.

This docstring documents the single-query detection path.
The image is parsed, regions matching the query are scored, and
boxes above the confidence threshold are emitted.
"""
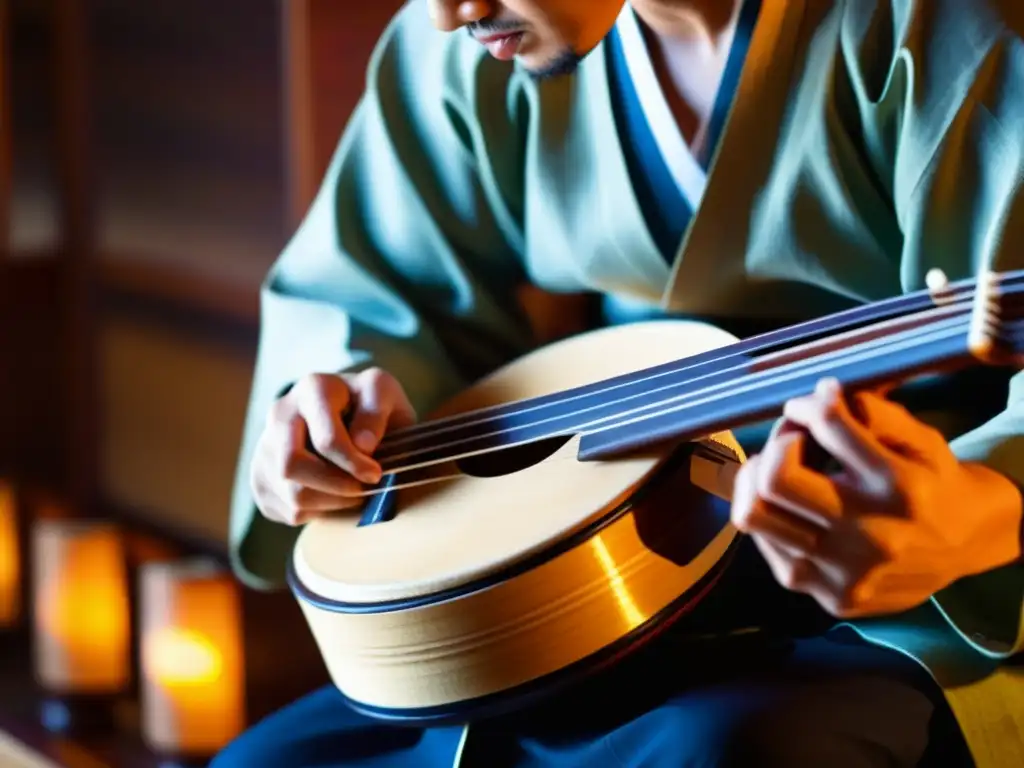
[730,377,1023,619]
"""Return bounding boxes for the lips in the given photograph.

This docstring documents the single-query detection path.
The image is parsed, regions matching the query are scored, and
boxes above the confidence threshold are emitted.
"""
[477,32,524,61]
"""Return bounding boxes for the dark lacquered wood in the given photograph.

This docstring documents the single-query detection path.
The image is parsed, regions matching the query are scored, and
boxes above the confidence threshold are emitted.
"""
[53,0,99,515]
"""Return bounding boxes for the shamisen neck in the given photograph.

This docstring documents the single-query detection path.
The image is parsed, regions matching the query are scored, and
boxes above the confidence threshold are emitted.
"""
[368,269,1019,480]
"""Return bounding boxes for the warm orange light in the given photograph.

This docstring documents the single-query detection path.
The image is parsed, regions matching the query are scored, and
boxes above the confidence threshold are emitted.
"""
[140,559,245,756]
[0,481,20,628]
[146,627,224,686]
[31,520,131,693]
[589,535,646,629]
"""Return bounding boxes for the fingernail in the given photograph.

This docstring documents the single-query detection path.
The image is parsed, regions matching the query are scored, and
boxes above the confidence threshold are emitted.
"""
[362,465,383,485]
[354,430,378,453]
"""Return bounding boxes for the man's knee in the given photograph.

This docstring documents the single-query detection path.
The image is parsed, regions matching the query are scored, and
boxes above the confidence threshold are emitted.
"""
[210,726,287,768]
[611,676,936,767]
[208,686,433,768]
[209,686,372,768]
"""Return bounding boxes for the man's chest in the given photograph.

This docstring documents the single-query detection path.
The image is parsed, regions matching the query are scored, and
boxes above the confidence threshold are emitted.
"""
[633,13,730,165]
[518,0,906,321]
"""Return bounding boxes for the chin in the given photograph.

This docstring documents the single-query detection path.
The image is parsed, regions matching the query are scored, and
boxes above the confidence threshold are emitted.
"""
[520,47,585,80]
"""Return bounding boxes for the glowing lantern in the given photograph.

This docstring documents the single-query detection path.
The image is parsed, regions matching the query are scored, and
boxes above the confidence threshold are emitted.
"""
[32,520,131,694]
[140,559,245,758]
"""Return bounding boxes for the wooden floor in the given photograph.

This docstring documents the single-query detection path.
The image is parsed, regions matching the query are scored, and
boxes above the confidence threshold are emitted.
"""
[0,731,60,768]
[0,582,332,768]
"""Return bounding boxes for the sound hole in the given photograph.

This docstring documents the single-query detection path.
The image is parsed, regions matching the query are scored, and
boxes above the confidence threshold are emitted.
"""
[456,435,573,478]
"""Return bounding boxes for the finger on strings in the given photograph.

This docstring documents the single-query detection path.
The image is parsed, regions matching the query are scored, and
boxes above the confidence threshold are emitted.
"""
[732,454,826,552]
[765,413,802,444]
[783,378,896,481]
[735,498,825,558]
[279,418,372,494]
[298,386,382,484]
[757,431,847,529]
[347,369,418,454]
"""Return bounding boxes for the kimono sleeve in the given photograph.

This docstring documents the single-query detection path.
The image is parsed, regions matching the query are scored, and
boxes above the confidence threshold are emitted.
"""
[893,17,1024,659]
[227,3,535,590]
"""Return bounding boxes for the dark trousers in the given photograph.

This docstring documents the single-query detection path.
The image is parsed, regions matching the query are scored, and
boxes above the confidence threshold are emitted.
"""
[213,541,973,767]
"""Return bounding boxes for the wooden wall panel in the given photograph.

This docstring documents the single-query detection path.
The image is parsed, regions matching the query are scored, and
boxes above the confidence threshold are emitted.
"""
[99,317,257,547]
[90,0,288,297]
[91,3,405,545]
[0,262,70,491]
[55,0,100,513]
[283,0,404,224]
[7,0,59,255]
[4,1,411,545]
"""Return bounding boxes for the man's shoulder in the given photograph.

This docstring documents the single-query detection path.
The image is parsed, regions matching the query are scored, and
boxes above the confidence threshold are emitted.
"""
[842,0,1022,52]
[837,0,1022,113]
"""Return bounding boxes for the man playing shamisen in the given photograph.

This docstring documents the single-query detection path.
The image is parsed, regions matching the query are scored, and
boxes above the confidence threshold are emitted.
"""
[216,1,1024,765]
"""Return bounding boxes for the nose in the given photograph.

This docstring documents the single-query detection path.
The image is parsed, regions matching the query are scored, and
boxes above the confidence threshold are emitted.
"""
[427,1,492,31]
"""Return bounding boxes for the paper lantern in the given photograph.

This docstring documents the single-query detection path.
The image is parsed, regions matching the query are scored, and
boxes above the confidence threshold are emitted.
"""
[0,481,20,629]
[32,520,131,694]
[140,559,245,758]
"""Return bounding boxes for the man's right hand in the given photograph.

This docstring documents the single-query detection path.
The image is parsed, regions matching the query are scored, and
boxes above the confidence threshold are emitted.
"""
[250,369,417,526]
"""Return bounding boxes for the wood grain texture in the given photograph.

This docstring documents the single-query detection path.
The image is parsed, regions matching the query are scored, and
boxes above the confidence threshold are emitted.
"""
[946,664,1024,768]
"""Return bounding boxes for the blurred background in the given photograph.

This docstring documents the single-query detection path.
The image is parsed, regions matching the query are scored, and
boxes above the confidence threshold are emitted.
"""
[0,1,406,765]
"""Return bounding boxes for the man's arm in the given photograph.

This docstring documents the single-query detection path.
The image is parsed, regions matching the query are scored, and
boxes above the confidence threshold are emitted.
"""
[890,4,1024,658]
[229,2,535,590]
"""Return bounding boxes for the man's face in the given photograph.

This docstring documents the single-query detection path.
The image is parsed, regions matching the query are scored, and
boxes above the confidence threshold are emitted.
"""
[427,1,626,78]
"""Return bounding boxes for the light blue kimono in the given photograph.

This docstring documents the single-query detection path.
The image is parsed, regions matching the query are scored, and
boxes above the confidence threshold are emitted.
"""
[223,1,1024,764]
